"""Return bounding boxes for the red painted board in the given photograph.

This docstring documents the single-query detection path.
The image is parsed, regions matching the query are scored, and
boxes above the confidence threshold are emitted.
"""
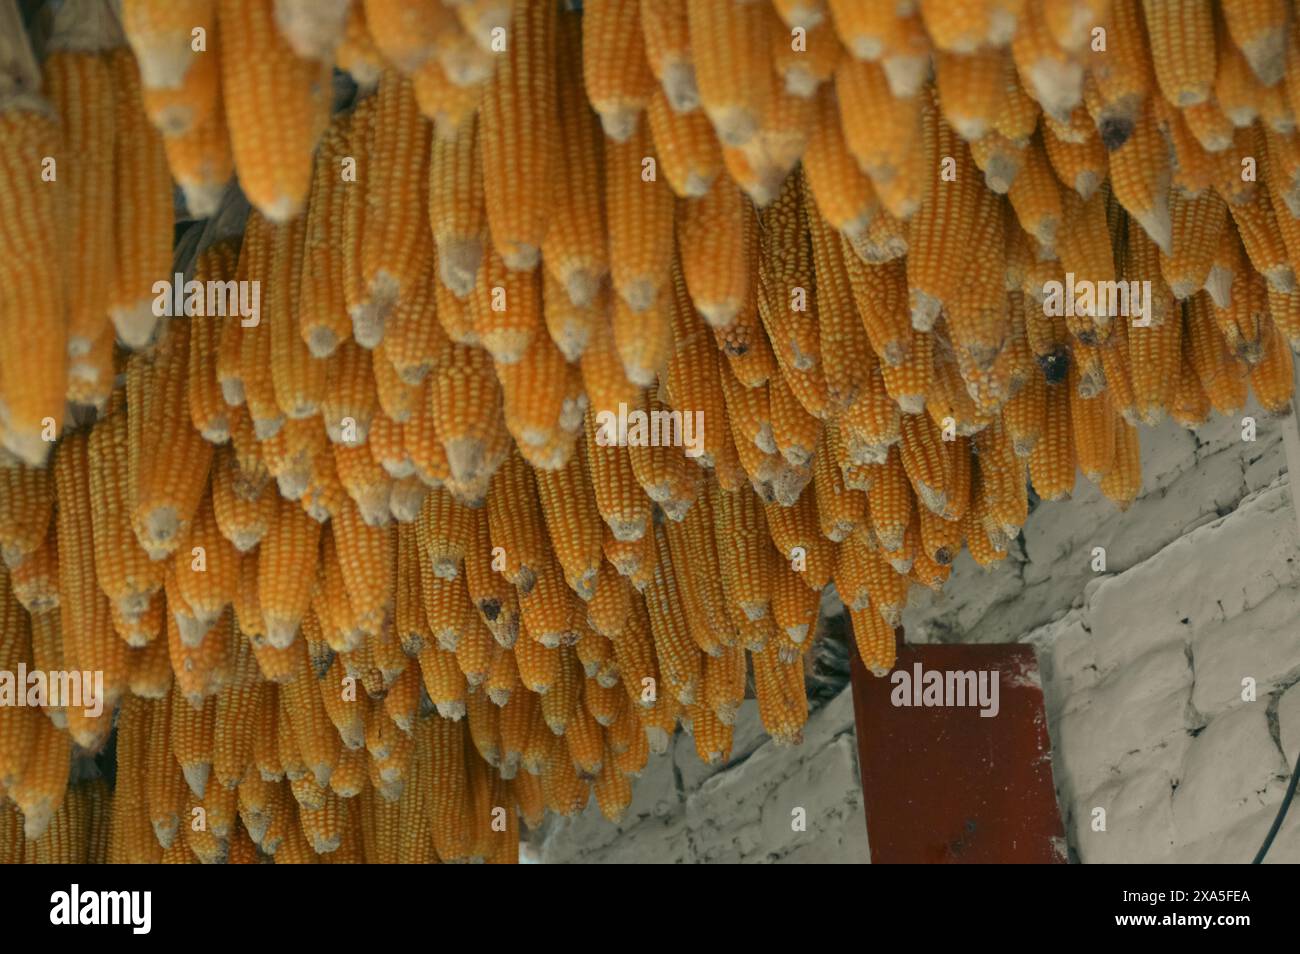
[850,637,1066,864]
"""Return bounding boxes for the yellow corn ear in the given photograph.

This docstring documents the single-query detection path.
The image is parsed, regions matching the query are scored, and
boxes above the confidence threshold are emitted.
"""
[478,0,556,271]
[583,1,655,142]
[216,0,331,222]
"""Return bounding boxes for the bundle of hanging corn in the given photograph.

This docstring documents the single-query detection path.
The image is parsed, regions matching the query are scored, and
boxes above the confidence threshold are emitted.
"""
[1,0,1297,863]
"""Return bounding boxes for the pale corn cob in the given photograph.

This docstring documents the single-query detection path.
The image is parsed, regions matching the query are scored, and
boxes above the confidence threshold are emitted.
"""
[1109,102,1172,253]
[514,622,560,695]
[0,463,52,570]
[664,489,735,653]
[271,0,351,62]
[420,561,477,655]
[334,1,384,91]
[969,129,1026,194]
[583,407,652,543]
[103,48,172,354]
[534,38,607,305]
[430,342,509,503]
[0,565,37,783]
[519,551,577,648]
[1249,315,1295,412]
[186,241,237,440]
[836,56,923,220]
[417,484,476,588]
[1228,186,1295,292]
[1161,188,1227,298]
[216,0,331,222]
[801,87,877,237]
[416,640,467,719]
[830,3,931,96]
[915,0,999,53]
[750,642,807,744]
[1216,21,1267,129]
[482,638,519,705]
[686,0,770,147]
[269,218,327,420]
[1044,116,1108,199]
[1099,417,1142,507]
[11,710,71,840]
[730,61,814,203]
[0,82,66,462]
[362,0,453,75]
[460,510,517,649]
[606,117,677,313]
[679,179,751,328]
[144,697,186,847]
[1143,0,1216,108]
[713,481,775,622]
[935,48,1006,142]
[585,565,631,644]
[381,274,449,389]
[125,604,171,694]
[1028,376,1077,499]
[495,334,585,468]
[948,182,1011,368]
[662,263,730,468]
[483,449,555,596]
[1010,0,1083,123]
[639,0,697,115]
[583,1,654,142]
[44,42,115,361]
[1218,0,1287,89]
[57,428,130,709]
[334,439,394,525]
[238,212,287,438]
[642,522,701,705]
[626,388,704,519]
[427,117,486,301]
[1008,134,1065,256]
[161,90,232,216]
[172,487,239,643]
[332,503,393,636]
[907,99,987,329]
[121,0,219,136]
[451,606,497,687]
[1169,327,1212,428]
[165,590,234,706]
[213,648,261,789]
[756,172,828,416]
[434,4,497,89]
[259,494,322,648]
[479,0,555,271]
[533,443,604,601]
[1187,291,1249,413]
[1086,0,1152,148]
[360,71,433,343]
[11,527,58,614]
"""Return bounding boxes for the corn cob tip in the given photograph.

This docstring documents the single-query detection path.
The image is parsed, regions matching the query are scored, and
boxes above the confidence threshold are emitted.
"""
[645,726,670,754]
[0,430,52,468]
[435,701,467,721]
[179,181,226,220]
[181,762,210,799]
[600,108,641,143]
[273,0,352,62]
[22,802,56,841]
[439,240,484,298]
[305,326,339,359]
[502,245,542,273]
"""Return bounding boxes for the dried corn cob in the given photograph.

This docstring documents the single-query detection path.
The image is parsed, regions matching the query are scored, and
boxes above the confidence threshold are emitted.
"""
[478,0,555,270]
[216,0,331,222]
